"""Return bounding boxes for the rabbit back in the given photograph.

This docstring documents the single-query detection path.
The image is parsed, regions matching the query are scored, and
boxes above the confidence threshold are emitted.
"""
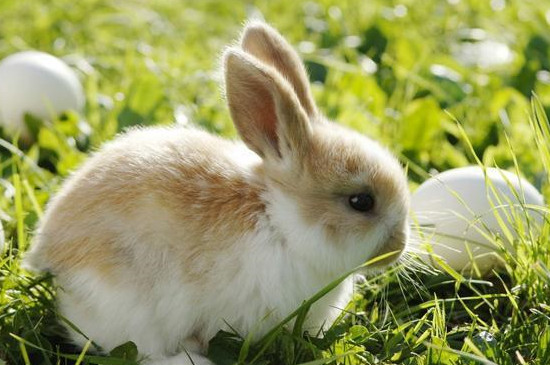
[25,126,294,351]
[27,126,265,278]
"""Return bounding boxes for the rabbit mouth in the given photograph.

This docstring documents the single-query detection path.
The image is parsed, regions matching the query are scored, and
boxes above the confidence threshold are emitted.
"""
[369,230,407,267]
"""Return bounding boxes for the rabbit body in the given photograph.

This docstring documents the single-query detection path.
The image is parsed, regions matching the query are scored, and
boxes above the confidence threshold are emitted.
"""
[26,22,409,364]
[28,126,353,355]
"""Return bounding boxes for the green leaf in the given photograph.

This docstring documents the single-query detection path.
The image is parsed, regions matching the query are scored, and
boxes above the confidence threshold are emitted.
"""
[537,326,550,363]
[400,97,444,150]
[292,300,311,337]
[117,74,164,131]
[347,325,368,343]
[299,351,362,365]
[109,341,138,361]
[23,113,43,140]
[304,60,328,83]
[128,77,163,115]
[55,110,82,137]
[37,128,61,152]
[207,330,242,365]
[358,26,387,63]
[116,106,147,132]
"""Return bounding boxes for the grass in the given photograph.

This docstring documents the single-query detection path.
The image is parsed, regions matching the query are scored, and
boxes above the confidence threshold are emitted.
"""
[0,0,549,364]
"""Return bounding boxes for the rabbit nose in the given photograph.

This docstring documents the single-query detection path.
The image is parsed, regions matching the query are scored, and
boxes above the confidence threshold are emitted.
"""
[370,226,408,267]
[388,228,408,253]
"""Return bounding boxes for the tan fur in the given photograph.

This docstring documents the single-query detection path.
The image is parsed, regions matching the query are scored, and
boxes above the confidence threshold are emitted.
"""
[33,130,266,280]
[225,50,311,162]
[24,22,409,362]
[265,121,408,250]
[225,34,409,258]
[156,161,266,280]
[30,22,409,281]
[240,21,317,117]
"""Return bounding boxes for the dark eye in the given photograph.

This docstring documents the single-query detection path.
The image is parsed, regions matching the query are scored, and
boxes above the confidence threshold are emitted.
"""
[349,193,375,212]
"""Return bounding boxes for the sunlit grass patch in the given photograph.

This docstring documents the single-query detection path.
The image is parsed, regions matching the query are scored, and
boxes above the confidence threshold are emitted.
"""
[1,0,550,364]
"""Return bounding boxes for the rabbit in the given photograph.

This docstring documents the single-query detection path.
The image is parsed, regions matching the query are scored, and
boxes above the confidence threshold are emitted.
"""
[24,21,410,365]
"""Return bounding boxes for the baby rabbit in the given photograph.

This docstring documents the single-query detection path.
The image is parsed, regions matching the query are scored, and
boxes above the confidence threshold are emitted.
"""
[25,21,410,365]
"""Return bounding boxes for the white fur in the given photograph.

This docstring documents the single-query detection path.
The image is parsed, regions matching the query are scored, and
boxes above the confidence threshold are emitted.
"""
[25,22,410,365]
[28,129,359,363]
[53,187,355,363]
[266,186,388,277]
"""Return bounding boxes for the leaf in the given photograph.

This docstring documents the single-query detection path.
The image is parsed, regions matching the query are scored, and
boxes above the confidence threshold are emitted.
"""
[207,330,242,365]
[292,300,311,337]
[299,351,362,365]
[304,60,328,83]
[55,110,81,137]
[358,26,388,63]
[75,341,92,365]
[117,74,164,131]
[279,334,296,365]
[109,341,138,361]
[393,37,419,74]
[400,97,444,150]
[427,337,460,364]
[23,113,43,140]
[127,75,163,115]
[38,128,62,152]
[322,339,365,365]
[116,106,147,132]
[537,326,550,363]
[429,65,467,106]
[347,325,368,343]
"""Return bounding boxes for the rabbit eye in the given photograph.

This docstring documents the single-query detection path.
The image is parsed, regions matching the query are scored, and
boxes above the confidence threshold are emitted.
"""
[349,193,375,212]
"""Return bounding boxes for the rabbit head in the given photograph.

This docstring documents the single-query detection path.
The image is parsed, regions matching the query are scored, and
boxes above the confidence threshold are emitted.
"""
[225,22,410,277]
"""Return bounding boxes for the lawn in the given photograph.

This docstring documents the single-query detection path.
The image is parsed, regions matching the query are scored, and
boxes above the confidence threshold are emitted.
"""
[1,0,550,364]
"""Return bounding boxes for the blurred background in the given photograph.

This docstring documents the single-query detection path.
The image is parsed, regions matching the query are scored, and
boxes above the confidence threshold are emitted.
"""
[1,0,549,189]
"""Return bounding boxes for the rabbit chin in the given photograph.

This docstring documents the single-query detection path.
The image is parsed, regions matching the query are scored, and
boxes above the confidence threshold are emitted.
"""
[264,185,394,279]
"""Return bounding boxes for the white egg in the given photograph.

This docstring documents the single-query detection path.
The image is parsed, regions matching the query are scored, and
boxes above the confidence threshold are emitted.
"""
[411,166,545,273]
[0,51,84,138]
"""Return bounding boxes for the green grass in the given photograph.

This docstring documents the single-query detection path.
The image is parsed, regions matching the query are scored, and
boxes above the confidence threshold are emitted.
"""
[1,0,550,364]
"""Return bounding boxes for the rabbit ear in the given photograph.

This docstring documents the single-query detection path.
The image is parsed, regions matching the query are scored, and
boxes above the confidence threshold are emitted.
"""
[240,21,317,118]
[224,48,311,163]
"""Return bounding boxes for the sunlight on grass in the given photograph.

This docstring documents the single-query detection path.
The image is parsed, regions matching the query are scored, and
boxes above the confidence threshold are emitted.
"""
[1,0,550,364]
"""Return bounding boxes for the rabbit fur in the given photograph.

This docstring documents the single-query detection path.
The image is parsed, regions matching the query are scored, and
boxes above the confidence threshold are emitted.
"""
[25,21,410,365]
